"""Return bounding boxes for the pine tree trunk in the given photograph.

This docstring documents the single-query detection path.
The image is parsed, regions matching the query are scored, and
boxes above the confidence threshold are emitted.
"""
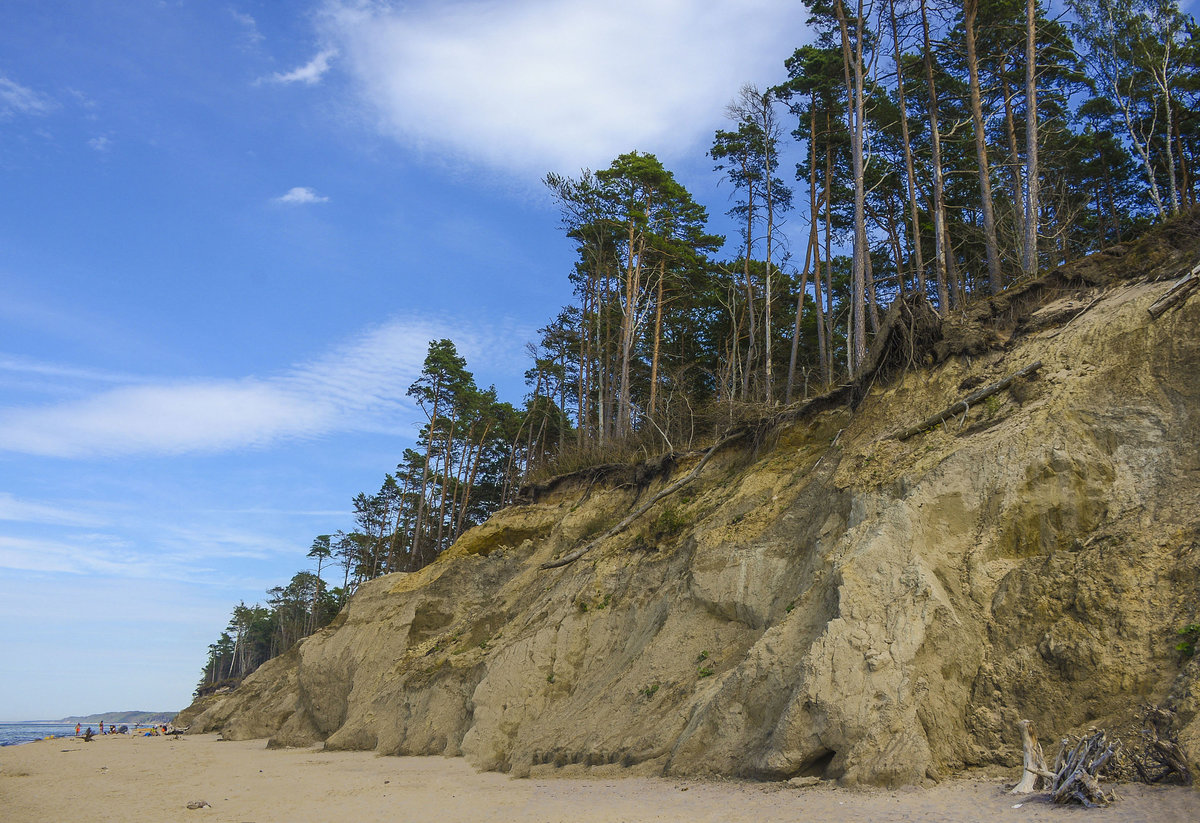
[1023,0,1040,279]
[823,131,836,380]
[835,0,868,374]
[762,97,776,401]
[811,103,830,386]
[786,219,816,403]
[618,222,642,436]
[964,0,1003,294]
[921,0,952,311]
[741,164,757,402]
[1000,66,1027,248]
[889,0,926,296]
[412,378,440,568]
[648,262,664,420]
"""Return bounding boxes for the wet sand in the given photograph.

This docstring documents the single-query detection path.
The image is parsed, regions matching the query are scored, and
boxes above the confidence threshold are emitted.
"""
[2,732,1197,822]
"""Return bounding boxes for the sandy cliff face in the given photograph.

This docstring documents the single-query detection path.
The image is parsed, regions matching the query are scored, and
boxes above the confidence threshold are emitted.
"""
[186,218,1200,786]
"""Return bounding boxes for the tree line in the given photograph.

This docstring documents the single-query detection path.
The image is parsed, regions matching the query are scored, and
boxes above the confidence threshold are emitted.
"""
[198,0,1198,693]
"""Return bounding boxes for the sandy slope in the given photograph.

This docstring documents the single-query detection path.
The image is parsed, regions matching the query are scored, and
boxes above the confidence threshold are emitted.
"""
[2,733,1197,823]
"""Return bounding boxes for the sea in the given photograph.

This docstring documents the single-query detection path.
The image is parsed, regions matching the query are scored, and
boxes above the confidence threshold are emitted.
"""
[0,722,88,746]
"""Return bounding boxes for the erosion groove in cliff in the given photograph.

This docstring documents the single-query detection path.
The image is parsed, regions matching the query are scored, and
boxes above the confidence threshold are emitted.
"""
[185,217,1200,787]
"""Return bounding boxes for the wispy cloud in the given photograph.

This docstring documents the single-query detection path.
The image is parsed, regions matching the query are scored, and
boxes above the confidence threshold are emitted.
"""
[230,8,265,45]
[0,353,143,385]
[274,186,330,204]
[0,379,332,457]
[0,493,102,527]
[0,76,54,117]
[264,48,338,85]
[88,135,112,152]
[319,0,808,176]
[0,534,158,577]
[0,314,518,458]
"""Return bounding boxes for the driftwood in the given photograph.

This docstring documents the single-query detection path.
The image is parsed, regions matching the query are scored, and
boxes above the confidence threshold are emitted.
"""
[1131,706,1193,785]
[1148,263,1200,318]
[539,427,750,570]
[892,361,1043,441]
[1049,730,1120,807]
[1011,719,1051,793]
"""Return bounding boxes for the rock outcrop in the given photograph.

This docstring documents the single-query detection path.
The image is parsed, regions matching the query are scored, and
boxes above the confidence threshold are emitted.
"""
[187,214,1200,786]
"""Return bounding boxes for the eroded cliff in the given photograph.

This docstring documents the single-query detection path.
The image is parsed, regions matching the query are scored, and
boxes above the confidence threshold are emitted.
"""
[183,215,1200,786]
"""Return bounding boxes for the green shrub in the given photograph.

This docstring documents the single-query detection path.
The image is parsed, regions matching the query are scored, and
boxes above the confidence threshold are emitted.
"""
[651,506,688,540]
[1176,623,1200,657]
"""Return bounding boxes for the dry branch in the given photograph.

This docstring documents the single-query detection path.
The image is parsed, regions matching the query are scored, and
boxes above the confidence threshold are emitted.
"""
[1131,706,1193,785]
[1147,264,1199,318]
[892,361,1043,441]
[1049,730,1120,807]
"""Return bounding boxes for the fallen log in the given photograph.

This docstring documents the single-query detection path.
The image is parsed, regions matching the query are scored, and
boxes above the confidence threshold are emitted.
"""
[892,361,1043,441]
[1147,263,1200,319]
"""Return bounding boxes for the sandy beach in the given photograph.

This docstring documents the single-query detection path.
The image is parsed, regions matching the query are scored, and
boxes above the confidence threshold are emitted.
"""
[0,733,1195,823]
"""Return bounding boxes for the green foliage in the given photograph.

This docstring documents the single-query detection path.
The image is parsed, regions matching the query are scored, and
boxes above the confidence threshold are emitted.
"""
[650,506,689,541]
[640,683,660,697]
[983,394,1003,418]
[577,591,611,612]
[1176,623,1200,657]
[698,666,714,678]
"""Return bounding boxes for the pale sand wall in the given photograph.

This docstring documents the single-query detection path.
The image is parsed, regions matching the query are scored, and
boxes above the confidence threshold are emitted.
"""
[2,733,1197,823]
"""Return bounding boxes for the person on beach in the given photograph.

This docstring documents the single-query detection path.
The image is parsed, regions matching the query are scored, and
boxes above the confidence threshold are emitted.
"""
[99,721,104,734]
[75,723,81,736]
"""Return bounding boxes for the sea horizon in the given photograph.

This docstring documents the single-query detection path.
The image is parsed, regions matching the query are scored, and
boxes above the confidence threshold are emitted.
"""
[0,721,87,747]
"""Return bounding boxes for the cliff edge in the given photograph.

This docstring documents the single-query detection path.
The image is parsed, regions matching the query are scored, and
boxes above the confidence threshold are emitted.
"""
[182,214,1200,786]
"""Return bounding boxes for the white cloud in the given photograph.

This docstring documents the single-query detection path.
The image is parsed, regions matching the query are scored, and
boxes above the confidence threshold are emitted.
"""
[0,315,515,458]
[0,76,54,117]
[264,48,338,85]
[274,186,330,204]
[319,0,809,176]
[88,135,112,152]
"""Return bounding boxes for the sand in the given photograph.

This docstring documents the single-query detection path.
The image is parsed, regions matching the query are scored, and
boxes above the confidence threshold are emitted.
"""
[1,733,1197,823]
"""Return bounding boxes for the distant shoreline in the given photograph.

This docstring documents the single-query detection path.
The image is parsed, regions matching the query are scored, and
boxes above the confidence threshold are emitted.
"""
[52,711,176,724]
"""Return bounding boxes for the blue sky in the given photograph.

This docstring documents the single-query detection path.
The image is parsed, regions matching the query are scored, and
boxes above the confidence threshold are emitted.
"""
[0,0,811,719]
